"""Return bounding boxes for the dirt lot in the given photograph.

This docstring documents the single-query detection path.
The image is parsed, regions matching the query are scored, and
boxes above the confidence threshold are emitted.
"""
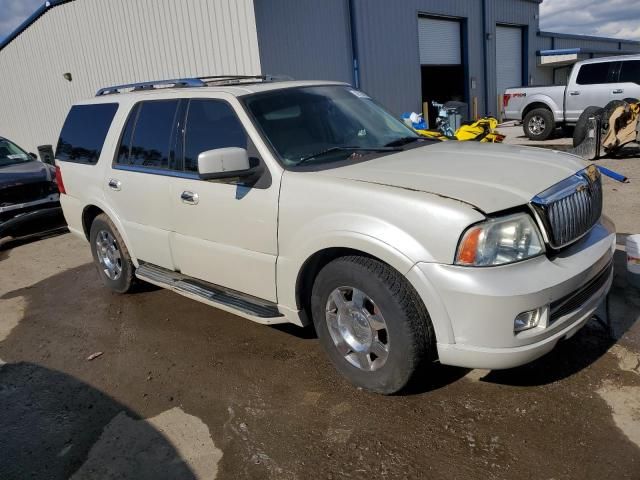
[1,138,640,479]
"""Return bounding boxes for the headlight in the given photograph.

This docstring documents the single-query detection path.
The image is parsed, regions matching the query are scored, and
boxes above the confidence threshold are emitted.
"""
[455,213,545,266]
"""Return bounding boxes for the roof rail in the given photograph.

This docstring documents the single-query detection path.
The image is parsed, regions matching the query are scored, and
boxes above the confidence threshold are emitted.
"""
[95,74,292,96]
[96,78,205,96]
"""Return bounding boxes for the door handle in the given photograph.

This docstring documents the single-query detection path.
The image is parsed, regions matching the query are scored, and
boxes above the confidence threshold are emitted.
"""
[612,89,624,94]
[108,179,121,191]
[181,191,199,205]
[569,91,580,96]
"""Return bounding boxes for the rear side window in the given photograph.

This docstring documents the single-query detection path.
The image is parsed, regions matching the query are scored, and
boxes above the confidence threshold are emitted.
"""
[576,62,613,85]
[183,99,248,172]
[620,60,640,84]
[117,100,180,169]
[56,103,118,164]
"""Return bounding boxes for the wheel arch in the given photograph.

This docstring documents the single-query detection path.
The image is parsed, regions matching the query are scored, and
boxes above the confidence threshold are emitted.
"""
[80,202,139,267]
[291,239,430,331]
[522,101,555,120]
[82,205,104,240]
[295,247,374,324]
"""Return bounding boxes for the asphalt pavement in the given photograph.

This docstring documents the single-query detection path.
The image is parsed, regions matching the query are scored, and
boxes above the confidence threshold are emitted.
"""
[1,133,639,479]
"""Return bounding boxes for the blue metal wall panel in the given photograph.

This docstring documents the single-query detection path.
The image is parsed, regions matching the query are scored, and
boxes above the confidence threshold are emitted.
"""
[254,0,637,118]
[253,0,353,83]
[350,0,484,116]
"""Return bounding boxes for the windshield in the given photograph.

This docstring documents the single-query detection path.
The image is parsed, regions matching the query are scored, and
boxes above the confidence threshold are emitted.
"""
[243,85,421,166]
[0,138,32,167]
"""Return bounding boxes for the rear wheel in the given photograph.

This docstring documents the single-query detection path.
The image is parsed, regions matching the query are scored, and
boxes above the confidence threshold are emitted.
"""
[89,214,135,293]
[523,108,555,140]
[311,256,434,394]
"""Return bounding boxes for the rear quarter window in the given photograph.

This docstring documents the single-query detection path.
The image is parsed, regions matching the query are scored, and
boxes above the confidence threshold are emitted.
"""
[620,60,640,84]
[576,62,614,85]
[56,103,118,164]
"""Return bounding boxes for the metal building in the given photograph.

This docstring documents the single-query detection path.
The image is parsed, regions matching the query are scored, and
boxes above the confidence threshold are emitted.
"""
[1,0,639,154]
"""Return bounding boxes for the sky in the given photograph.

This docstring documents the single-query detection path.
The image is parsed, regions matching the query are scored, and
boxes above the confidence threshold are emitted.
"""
[0,0,639,42]
[0,0,41,41]
[539,0,640,40]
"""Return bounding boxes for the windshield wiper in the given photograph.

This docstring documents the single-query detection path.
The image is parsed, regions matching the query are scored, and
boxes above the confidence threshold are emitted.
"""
[296,146,400,166]
[384,136,422,147]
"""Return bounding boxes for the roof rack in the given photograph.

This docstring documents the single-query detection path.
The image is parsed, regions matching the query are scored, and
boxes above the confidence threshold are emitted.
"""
[95,75,291,96]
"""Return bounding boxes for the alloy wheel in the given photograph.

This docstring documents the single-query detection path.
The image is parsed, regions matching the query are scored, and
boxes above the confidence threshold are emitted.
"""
[95,230,122,280]
[325,286,390,371]
[528,115,546,135]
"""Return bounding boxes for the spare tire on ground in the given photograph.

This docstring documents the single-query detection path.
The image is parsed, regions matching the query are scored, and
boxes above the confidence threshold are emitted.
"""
[573,106,604,147]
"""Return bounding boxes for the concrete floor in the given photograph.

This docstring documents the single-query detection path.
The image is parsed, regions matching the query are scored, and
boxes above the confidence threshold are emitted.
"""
[1,140,639,479]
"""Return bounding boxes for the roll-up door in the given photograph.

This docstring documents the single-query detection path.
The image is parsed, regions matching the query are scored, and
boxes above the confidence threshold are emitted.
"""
[418,17,461,65]
[496,25,523,94]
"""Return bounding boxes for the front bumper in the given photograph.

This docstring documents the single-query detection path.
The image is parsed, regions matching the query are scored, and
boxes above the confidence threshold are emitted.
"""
[408,216,616,370]
[0,195,65,238]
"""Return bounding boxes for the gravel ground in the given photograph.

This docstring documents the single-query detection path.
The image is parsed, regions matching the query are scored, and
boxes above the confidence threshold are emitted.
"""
[1,136,639,479]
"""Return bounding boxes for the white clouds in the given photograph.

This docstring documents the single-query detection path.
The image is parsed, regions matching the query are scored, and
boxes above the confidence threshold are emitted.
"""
[540,0,640,40]
[0,0,42,40]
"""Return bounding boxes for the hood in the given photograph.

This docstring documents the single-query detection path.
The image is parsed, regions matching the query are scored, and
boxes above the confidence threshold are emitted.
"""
[0,160,55,189]
[318,141,585,213]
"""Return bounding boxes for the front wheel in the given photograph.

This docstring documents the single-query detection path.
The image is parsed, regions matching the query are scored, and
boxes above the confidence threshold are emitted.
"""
[523,108,555,140]
[311,256,434,394]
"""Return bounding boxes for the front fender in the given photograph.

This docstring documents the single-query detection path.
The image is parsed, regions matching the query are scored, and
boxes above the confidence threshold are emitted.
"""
[276,221,426,313]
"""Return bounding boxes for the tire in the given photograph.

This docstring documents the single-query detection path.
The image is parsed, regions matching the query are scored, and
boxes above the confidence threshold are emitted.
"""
[310,256,434,394]
[89,213,135,293]
[523,108,555,141]
[623,98,639,105]
[573,106,603,147]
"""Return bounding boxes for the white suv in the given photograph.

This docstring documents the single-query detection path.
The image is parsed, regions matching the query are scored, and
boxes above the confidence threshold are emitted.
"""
[55,77,615,393]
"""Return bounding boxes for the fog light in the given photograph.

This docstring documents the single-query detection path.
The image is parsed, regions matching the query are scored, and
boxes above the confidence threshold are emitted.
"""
[514,309,541,332]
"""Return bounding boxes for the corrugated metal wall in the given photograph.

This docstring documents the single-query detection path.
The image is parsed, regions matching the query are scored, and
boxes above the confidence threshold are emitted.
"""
[0,0,261,153]
[534,32,640,86]
[254,0,353,83]
[349,0,481,115]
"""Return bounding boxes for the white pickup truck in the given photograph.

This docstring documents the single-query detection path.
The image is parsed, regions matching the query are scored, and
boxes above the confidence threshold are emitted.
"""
[503,55,640,140]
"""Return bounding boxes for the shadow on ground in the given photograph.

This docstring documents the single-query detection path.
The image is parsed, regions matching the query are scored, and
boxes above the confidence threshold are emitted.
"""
[0,227,68,262]
[1,254,639,479]
[0,362,197,480]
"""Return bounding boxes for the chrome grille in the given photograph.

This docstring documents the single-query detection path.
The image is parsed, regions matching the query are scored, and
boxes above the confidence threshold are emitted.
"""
[531,165,603,249]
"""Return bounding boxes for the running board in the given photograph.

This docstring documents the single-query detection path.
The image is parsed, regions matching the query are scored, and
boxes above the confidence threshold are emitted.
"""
[135,263,284,321]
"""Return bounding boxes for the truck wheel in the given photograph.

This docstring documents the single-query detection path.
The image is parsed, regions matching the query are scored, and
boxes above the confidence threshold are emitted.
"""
[623,98,639,105]
[573,106,604,147]
[523,108,555,140]
[89,214,135,293]
[311,256,434,394]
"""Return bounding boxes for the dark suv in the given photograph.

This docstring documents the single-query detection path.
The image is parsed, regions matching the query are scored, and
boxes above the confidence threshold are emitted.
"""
[0,137,65,239]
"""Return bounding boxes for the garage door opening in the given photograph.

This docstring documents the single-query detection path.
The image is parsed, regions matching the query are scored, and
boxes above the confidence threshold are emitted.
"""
[418,16,466,127]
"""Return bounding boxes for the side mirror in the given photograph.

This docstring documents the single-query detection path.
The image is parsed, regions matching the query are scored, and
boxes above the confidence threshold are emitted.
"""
[198,147,258,180]
[29,152,38,160]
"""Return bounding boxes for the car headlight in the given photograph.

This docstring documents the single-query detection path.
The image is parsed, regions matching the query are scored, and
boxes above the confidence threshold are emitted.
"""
[455,213,545,266]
